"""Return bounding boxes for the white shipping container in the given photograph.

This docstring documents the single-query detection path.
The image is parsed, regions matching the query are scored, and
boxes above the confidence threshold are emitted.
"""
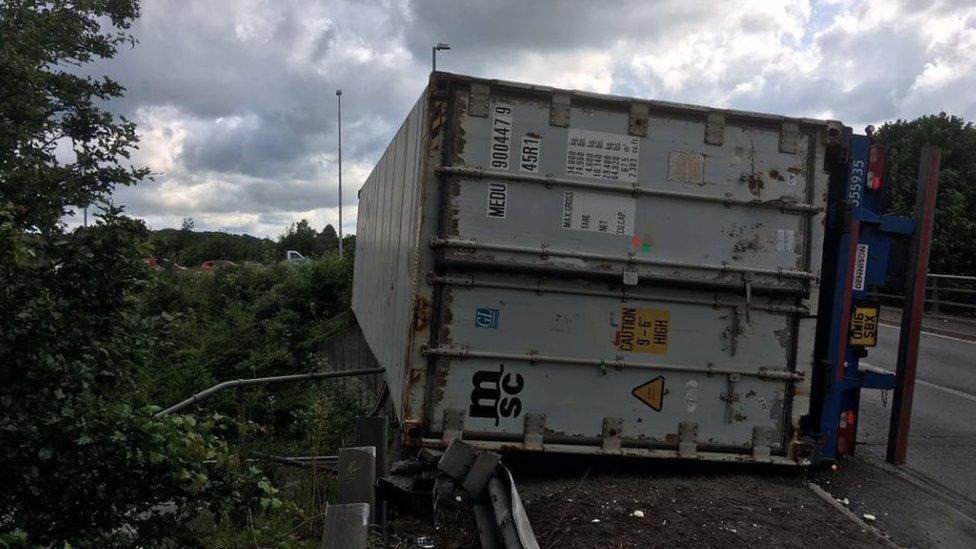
[353,73,842,464]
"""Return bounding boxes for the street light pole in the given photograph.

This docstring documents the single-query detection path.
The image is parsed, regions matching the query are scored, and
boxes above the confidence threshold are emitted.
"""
[432,42,451,71]
[336,89,343,257]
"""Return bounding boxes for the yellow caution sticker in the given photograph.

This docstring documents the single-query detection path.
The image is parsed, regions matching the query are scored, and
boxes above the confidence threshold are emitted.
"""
[616,307,670,354]
[849,303,879,347]
[632,376,665,411]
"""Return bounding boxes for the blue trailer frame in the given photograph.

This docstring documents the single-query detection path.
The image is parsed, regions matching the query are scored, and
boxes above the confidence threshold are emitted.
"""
[814,130,938,462]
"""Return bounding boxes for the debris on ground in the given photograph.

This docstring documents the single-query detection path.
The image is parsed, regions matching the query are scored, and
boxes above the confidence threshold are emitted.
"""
[386,459,892,548]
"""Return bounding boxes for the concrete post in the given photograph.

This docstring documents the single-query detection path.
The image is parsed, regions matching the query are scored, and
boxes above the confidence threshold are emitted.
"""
[321,503,369,549]
[338,446,376,523]
[354,416,388,532]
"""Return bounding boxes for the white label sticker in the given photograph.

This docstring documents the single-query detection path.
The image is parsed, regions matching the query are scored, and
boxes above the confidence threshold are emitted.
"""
[561,190,635,236]
[667,151,704,184]
[486,182,507,218]
[787,172,797,186]
[489,104,512,170]
[853,243,869,291]
[520,133,541,173]
[776,229,796,253]
[565,128,640,182]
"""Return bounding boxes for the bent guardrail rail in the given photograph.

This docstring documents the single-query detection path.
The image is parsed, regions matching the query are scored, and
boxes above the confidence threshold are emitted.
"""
[153,367,385,418]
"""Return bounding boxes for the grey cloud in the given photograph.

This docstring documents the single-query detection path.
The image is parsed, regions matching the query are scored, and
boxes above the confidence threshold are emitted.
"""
[82,0,976,237]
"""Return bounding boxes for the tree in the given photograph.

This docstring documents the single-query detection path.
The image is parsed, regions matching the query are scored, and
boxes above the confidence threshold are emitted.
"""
[316,223,340,254]
[0,0,149,233]
[277,218,318,258]
[0,2,264,544]
[875,114,976,275]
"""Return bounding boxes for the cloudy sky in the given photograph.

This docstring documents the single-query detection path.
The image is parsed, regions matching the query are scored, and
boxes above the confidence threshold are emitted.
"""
[91,0,976,238]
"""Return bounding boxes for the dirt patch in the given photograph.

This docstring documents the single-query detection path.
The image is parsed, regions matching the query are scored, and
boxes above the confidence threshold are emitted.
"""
[389,458,890,548]
[521,472,887,548]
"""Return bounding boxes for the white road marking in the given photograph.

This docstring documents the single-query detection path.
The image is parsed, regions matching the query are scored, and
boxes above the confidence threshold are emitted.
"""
[862,362,976,404]
[878,322,976,346]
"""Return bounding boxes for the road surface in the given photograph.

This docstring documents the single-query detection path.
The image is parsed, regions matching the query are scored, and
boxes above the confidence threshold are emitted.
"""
[853,316,976,544]
[857,319,976,506]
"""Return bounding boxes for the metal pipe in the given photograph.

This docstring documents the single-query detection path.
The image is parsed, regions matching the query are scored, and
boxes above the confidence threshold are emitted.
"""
[431,237,817,281]
[436,165,822,214]
[249,452,339,470]
[927,273,976,281]
[430,274,808,315]
[336,89,344,257]
[422,346,802,381]
[154,367,385,418]
[440,256,807,297]
[868,291,976,310]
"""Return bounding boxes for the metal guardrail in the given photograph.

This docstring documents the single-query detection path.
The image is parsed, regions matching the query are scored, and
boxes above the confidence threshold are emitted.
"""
[869,273,976,313]
[154,367,385,418]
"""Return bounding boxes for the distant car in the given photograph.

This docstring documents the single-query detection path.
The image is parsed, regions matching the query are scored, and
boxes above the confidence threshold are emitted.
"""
[200,260,237,271]
[143,257,186,271]
[284,250,307,262]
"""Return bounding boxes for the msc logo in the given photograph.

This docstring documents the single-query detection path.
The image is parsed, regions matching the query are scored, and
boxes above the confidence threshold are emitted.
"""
[469,365,524,426]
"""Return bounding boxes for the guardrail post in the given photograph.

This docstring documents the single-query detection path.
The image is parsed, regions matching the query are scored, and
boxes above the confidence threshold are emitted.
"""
[930,277,940,313]
[355,416,388,534]
[236,387,247,471]
[887,145,941,465]
[321,503,369,549]
[338,446,377,523]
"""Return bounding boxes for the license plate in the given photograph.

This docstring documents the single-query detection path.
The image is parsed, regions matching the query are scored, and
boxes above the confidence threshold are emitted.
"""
[849,303,879,347]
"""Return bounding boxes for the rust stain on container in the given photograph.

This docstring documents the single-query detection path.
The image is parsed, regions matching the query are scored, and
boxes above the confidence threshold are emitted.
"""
[741,172,765,198]
[413,297,431,331]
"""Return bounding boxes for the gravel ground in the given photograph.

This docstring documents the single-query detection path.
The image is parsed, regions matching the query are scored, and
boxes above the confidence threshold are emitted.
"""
[387,456,892,548]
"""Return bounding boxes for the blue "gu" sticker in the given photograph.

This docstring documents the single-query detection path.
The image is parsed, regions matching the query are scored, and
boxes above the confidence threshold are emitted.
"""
[475,308,500,329]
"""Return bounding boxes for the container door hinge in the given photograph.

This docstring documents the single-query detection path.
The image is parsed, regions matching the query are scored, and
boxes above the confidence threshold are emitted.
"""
[602,417,623,451]
[550,93,571,127]
[678,422,698,458]
[629,103,649,137]
[442,409,465,443]
[524,413,545,450]
[705,112,726,145]
[720,374,743,423]
[779,121,801,154]
[623,268,639,286]
[752,426,772,461]
[469,83,489,118]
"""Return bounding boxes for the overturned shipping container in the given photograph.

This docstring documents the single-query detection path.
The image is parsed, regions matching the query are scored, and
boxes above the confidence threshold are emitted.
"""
[353,73,841,464]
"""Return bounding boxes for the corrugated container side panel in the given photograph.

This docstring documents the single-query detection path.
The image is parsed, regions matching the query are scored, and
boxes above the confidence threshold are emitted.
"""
[431,279,799,449]
[352,90,429,420]
[443,92,818,291]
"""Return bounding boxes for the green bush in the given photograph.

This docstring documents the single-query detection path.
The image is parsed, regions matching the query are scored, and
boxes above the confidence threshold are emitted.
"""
[139,255,358,455]
[0,209,273,545]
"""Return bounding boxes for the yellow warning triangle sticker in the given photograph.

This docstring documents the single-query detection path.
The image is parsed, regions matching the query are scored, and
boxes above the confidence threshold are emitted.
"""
[632,376,665,411]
